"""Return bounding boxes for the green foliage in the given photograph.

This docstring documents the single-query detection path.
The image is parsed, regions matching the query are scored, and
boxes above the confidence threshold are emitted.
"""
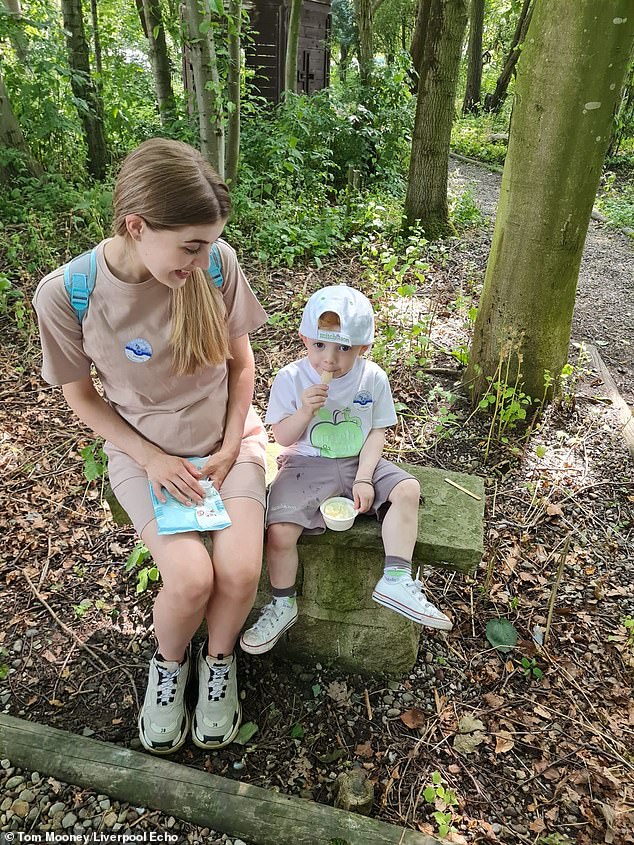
[125,541,160,594]
[234,721,259,744]
[422,771,460,838]
[521,656,544,680]
[486,618,518,653]
[73,598,93,618]
[0,646,9,681]
[451,112,508,164]
[80,440,108,482]
[448,187,484,229]
[0,172,112,284]
[595,171,634,230]
[230,63,417,266]
[0,273,29,332]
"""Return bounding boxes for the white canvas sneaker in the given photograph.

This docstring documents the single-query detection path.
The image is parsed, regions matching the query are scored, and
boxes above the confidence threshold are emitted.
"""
[138,650,190,755]
[372,576,453,630]
[191,647,241,749]
[239,598,298,655]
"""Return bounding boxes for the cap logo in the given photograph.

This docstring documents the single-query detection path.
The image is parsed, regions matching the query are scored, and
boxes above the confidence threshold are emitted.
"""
[317,329,352,346]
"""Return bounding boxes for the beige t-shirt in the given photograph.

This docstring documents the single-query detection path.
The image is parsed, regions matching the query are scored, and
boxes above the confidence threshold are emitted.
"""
[33,238,268,486]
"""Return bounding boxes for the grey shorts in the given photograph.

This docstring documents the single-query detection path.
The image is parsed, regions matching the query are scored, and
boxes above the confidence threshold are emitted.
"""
[112,460,266,537]
[266,454,415,534]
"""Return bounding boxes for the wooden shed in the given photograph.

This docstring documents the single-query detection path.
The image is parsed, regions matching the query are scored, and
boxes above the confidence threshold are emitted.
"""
[245,0,331,103]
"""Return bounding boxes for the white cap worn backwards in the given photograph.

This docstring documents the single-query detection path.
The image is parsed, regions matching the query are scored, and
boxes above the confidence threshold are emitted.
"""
[299,284,375,346]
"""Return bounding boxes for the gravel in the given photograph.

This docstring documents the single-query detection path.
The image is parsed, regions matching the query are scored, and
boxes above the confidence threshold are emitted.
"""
[0,760,252,843]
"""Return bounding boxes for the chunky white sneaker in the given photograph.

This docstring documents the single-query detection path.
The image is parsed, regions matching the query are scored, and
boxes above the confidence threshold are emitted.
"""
[372,576,453,631]
[191,648,241,749]
[138,650,190,755]
[239,598,298,655]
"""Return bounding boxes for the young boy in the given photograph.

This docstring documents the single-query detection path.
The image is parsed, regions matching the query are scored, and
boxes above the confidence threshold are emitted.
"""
[240,285,452,655]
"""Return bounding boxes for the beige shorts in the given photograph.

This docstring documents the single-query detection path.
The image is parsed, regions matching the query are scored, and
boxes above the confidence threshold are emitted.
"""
[266,454,415,534]
[111,460,266,537]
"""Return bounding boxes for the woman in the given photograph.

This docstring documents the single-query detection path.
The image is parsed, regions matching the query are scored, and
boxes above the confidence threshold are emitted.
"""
[33,138,267,754]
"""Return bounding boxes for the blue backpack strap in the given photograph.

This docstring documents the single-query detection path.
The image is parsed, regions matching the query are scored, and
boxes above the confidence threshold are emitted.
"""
[208,243,223,287]
[63,248,97,323]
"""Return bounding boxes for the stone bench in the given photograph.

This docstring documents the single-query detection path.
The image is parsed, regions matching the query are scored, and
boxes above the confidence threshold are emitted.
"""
[105,446,484,675]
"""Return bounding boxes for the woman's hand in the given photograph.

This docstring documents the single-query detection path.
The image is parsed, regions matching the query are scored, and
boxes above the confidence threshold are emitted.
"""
[353,481,375,514]
[199,447,239,492]
[144,451,204,506]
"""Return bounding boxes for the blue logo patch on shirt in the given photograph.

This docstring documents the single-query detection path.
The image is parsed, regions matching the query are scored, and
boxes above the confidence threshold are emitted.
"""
[124,338,153,363]
[353,390,373,407]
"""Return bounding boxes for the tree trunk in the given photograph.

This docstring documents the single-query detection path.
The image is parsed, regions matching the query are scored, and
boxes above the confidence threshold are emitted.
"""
[3,0,29,63]
[466,0,634,402]
[340,42,349,83]
[404,0,468,237]
[608,58,634,156]
[354,0,373,85]
[89,0,103,86]
[60,0,108,180]
[182,0,224,176]
[462,0,484,113]
[141,0,177,125]
[0,63,43,180]
[225,0,241,186]
[284,0,302,95]
[483,0,533,113]
[409,0,432,91]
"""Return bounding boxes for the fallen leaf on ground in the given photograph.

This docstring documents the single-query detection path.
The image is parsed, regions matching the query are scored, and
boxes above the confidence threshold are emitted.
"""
[400,708,426,729]
[494,730,515,753]
[355,741,373,758]
[458,715,486,733]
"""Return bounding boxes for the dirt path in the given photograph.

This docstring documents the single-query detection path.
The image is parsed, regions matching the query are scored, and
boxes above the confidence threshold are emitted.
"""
[449,155,634,404]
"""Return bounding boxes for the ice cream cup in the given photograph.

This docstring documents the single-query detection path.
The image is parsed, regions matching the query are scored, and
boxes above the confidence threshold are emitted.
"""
[320,496,358,531]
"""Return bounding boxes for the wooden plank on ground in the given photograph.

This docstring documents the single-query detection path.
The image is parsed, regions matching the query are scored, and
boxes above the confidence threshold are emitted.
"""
[0,714,440,845]
[585,342,634,457]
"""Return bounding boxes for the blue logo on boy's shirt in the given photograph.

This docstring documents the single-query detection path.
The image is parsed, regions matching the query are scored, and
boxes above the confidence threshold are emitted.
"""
[353,391,373,407]
[124,338,153,363]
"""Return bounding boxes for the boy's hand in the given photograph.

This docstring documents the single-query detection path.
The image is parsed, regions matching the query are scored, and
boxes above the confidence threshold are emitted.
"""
[353,481,375,513]
[301,384,329,414]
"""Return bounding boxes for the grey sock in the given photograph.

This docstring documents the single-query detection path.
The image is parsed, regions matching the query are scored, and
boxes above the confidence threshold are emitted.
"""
[272,585,296,598]
[383,556,411,582]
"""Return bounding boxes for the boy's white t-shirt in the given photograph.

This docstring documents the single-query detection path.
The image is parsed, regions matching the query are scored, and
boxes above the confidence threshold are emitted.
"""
[265,357,397,458]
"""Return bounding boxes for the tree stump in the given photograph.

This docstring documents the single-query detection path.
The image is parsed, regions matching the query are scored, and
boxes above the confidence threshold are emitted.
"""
[334,769,374,816]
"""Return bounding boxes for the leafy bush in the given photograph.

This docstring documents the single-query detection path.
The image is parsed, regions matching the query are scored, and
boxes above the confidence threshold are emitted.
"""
[451,112,508,164]
[595,172,634,230]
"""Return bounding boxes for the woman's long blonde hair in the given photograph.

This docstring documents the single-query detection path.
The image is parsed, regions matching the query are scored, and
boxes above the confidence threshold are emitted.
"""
[112,139,231,376]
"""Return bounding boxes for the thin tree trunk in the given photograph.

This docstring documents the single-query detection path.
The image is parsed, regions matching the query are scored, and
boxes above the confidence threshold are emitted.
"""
[405,0,468,237]
[60,0,108,180]
[608,58,634,156]
[462,0,484,113]
[141,0,177,125]
[467,0,634,402]
[0,63,43,180]
[483,0,533,113]
[183,0,224,176]
[3,0,29,63]
[354,0,373,85]
[284,0,302,95]
[225,0,241,186]
[340,42,349,83]
[409,0,431,90]
[89,0,103,86]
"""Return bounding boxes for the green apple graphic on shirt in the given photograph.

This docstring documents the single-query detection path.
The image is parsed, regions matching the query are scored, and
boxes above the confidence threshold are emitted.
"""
[311,408,364,458]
